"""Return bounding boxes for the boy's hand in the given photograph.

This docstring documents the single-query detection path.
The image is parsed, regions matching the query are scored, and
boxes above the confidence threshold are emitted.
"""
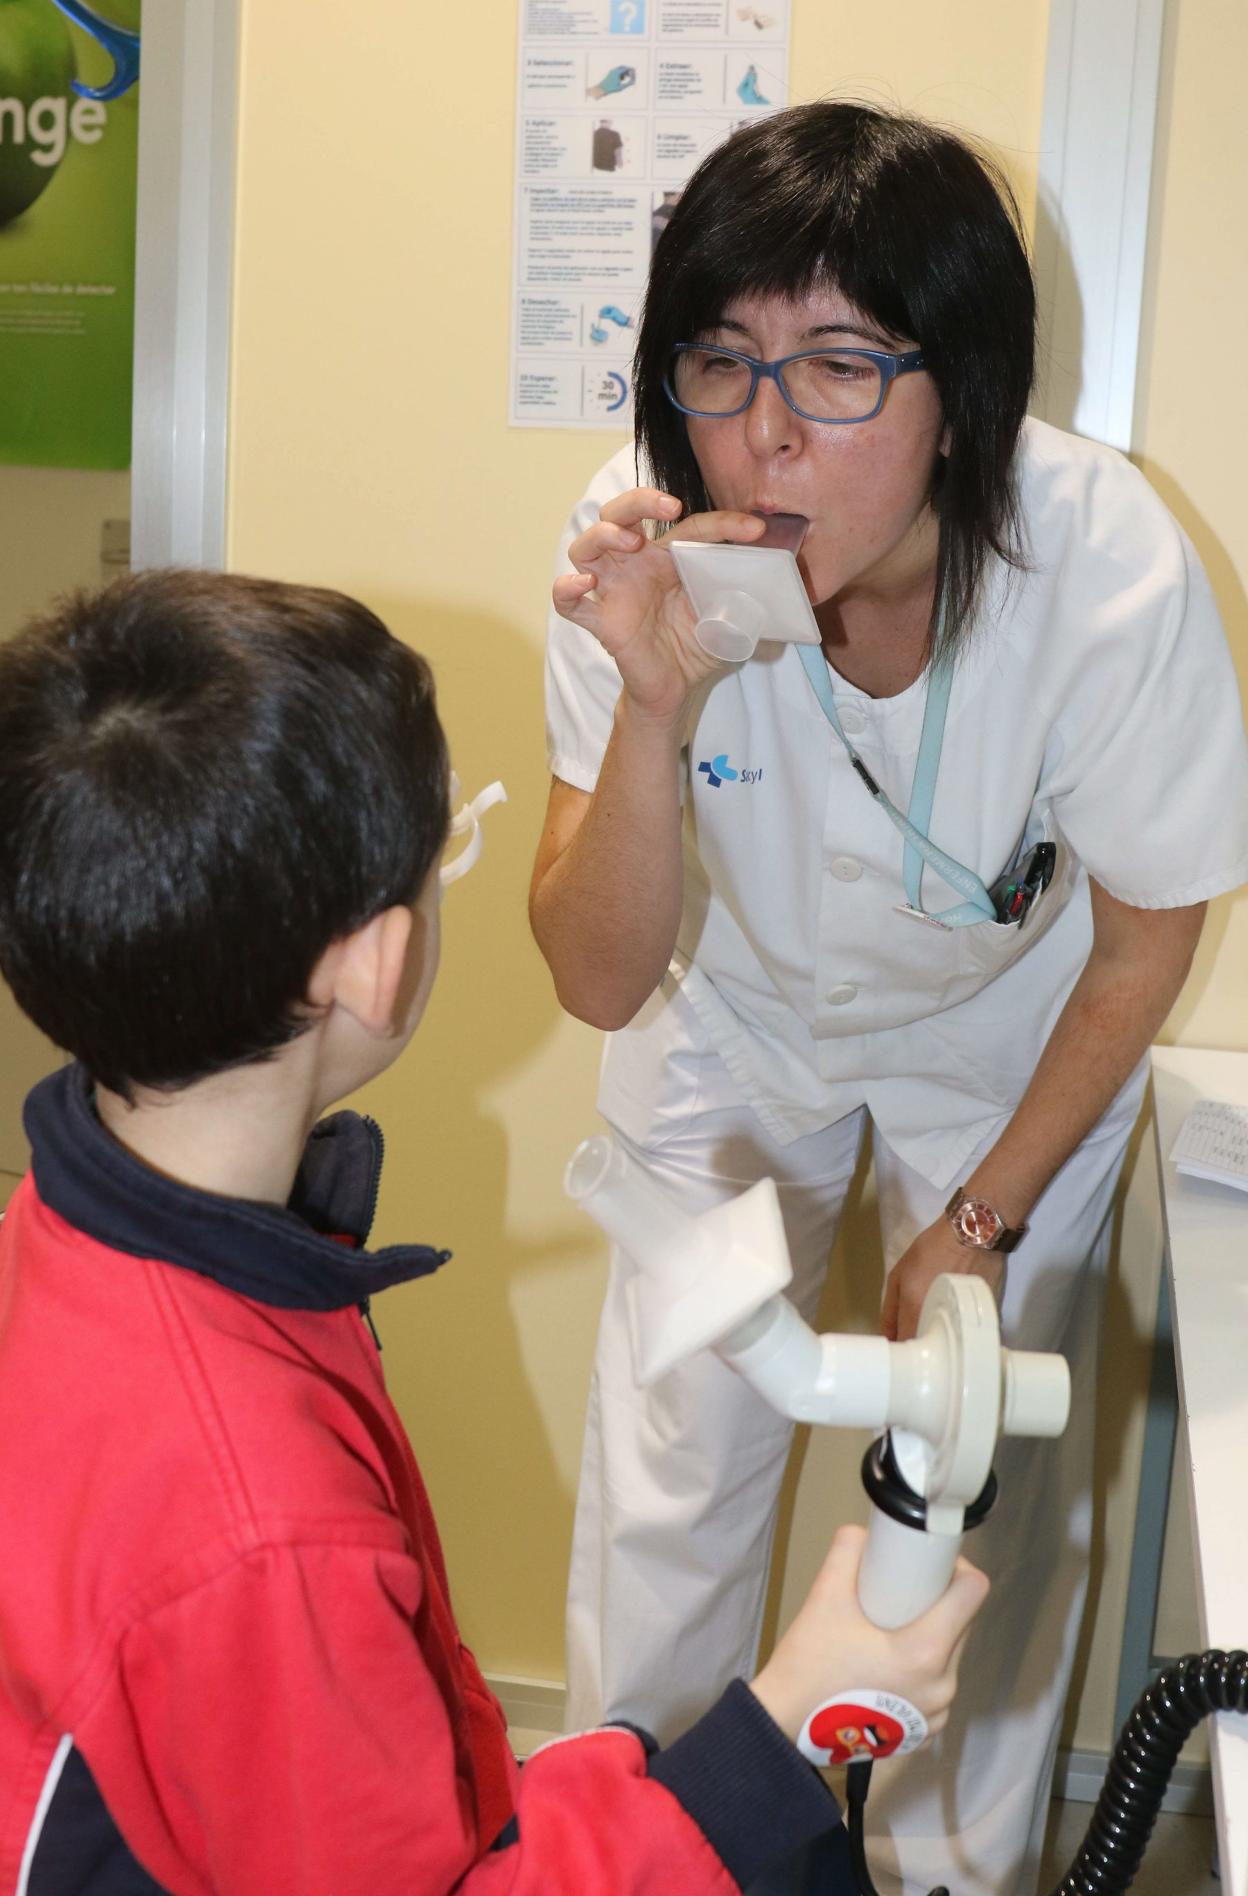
[748,1523,989,1748]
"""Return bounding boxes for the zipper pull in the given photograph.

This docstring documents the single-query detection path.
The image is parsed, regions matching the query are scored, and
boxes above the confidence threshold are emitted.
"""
[360,1299,382,1351]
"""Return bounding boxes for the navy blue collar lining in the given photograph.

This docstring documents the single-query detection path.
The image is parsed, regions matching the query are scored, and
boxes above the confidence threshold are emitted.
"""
[23,1065,450,1311]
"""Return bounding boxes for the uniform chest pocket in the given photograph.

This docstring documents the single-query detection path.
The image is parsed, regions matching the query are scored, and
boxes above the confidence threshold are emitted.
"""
[955,807,1079,986]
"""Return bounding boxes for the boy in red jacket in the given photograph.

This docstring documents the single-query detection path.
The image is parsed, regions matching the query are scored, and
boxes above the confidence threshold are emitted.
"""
[0,571,986,1895]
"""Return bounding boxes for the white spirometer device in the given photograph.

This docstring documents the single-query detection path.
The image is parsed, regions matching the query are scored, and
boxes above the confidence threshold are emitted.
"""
[565,1134,1069,1630]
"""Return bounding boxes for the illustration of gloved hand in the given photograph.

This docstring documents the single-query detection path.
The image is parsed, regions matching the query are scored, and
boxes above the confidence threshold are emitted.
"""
[588,65,637,99]
[597,305,634,328]
[589,322,610,345]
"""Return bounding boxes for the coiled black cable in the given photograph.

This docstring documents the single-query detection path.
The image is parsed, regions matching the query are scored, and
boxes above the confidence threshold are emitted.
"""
[845,1648,1247,1896]
[1051,1648,1247,1893]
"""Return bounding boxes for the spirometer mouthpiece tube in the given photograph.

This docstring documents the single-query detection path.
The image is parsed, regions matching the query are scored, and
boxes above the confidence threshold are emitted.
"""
[565,1135,704,1272]
[1002,1349,1070,1438]
[693,590,767,663]
[716,1299,892,1431]
[716,1296,822,1412]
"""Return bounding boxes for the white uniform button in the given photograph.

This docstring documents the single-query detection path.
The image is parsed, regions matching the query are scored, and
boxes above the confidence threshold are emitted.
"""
[826,983,858,1006]
[838,705,867,737]
[829,856,862,882]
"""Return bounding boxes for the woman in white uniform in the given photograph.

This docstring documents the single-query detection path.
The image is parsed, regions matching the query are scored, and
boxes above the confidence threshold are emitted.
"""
[530,104,1248,1895]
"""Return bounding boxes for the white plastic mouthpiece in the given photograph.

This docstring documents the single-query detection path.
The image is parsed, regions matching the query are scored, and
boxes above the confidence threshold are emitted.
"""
[565,1135,696,1267]
[694,590,767,662]
[752,512,810,555]
[668,540,822,662]
[565,1134,792,1385]
[441,776,508,888]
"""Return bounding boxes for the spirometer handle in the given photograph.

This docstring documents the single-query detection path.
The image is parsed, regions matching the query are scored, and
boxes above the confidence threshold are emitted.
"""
[857,1505,962,1631]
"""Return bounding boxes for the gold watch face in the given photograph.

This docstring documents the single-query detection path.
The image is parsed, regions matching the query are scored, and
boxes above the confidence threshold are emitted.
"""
[952,1198,1003,1247]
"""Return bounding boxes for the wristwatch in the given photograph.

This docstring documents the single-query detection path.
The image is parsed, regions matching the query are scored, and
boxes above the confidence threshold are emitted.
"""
[944,1186,1027,1254]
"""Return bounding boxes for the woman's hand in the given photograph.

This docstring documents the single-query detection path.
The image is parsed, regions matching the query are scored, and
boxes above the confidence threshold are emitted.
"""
[881,1219,1004,1344]
[878,890,1207,1344]
[553,487,766,725]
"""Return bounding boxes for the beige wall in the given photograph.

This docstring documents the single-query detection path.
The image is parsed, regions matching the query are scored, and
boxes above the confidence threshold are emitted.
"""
[224,0,1246,1763]
[0,466,130,644]
[0,467,127,1177]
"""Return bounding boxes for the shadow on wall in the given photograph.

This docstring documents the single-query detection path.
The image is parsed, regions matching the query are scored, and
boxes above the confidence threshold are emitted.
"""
[1031,188,1085,439]
[344,592,596,1667]
[0,988,63,1178]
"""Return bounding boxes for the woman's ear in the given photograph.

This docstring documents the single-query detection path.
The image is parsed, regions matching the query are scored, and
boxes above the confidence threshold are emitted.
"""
[306,906,415,1037]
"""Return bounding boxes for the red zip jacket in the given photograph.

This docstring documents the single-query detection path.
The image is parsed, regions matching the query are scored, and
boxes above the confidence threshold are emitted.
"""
[0,1067,841,1894]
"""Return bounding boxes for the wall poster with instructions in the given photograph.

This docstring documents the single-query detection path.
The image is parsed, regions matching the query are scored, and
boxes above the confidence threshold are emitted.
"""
[0,1,141,468]
[511,0,791,429]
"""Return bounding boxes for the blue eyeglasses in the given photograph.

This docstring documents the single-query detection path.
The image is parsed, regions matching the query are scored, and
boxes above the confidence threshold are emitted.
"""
[665,342,926,425]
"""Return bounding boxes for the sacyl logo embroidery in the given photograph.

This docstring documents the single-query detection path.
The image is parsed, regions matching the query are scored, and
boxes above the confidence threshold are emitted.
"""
[697,754,763,789]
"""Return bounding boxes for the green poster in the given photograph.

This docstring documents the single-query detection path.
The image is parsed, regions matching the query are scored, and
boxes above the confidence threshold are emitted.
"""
[0,0,140,468]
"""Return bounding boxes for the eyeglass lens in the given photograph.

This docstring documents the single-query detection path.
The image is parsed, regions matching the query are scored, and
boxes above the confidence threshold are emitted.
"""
[671,347,885,420]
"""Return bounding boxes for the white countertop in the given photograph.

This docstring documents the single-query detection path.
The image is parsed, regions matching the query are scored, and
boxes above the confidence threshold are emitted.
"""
[1150,1046,1248,1895]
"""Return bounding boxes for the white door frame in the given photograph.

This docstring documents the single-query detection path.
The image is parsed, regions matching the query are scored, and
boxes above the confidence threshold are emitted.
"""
[1033,0,1167,453]
[127,0,1167,568]
[130,0,239,570]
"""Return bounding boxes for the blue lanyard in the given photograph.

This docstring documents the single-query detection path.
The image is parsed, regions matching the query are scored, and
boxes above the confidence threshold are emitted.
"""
[796,644,995,928]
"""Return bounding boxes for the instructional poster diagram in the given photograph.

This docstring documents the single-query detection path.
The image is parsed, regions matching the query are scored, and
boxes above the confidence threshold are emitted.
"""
[510,0,791,428]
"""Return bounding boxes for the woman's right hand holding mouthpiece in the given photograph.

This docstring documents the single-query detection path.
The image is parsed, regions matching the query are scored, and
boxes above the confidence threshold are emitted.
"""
[534,487,766,1030]
[554,487,767,727]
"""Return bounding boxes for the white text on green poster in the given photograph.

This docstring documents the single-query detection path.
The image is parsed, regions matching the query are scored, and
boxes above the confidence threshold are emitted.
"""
[0,0,141,469]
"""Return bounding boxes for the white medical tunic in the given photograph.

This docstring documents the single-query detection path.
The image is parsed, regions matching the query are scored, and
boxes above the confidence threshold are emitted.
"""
[545,419,1248,1187]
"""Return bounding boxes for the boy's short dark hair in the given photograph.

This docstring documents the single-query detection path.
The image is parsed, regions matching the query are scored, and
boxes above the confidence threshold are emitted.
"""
[633,101,1037,657]
[0,569,450,1097]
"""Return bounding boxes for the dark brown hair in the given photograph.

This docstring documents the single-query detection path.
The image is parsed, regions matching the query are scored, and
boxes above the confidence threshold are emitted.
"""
[0,569,449,1095]
[634,102,1036,657]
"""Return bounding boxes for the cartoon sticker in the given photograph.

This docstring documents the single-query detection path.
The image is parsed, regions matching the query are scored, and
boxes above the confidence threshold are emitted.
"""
[797,1691,928,1768]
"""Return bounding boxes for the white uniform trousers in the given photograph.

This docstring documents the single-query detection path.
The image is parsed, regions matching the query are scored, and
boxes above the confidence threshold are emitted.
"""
[564,1016,1147,1896]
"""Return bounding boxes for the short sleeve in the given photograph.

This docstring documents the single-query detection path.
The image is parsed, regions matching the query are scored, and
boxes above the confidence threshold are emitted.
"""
[545,444,638,792]
[1035,459,1248,908]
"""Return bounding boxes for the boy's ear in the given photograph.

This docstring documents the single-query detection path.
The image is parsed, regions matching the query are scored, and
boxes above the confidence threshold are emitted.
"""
[307,906,414,1036]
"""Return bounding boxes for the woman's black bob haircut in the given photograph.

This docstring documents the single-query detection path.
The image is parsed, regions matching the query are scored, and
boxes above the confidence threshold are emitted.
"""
[634,101,1037,658]
[0,570,450,1098]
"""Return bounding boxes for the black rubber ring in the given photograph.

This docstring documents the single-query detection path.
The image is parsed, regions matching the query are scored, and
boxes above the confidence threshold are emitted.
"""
[861,1432,998,1531]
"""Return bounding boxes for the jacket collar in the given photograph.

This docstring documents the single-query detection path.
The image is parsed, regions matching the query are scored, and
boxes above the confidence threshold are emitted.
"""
[23,1064,451,1310]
